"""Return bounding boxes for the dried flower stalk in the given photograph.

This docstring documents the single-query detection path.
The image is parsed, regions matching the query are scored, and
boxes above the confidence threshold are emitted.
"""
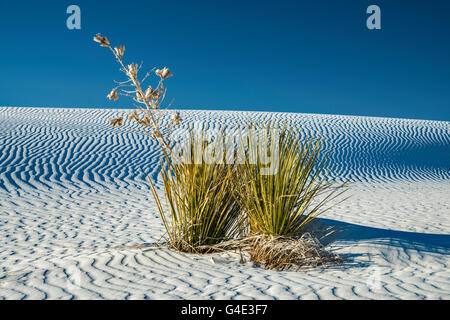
[93,33,180,159]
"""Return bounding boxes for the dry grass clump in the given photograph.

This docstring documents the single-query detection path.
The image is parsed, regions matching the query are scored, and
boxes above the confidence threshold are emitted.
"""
[199,231,343,271]
[248,233,343,271]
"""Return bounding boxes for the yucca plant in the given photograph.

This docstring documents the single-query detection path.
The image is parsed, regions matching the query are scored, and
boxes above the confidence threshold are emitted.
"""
[95,34,241,254]
[235,123,348,238]
[95,34,345,268]
[148,128,242,253]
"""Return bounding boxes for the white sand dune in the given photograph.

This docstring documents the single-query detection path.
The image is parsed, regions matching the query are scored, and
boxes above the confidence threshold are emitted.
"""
[0,106,449,299]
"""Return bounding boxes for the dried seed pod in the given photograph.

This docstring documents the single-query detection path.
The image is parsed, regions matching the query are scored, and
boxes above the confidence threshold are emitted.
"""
[93,33,110,47]
[144,86,160,101]
[152,130,163,139]
[155,67,173,79]
[138,114,151,127]
[107,88,118,101]
[126,64,138,78]
[136,90,144,101]
[128,110,139,121]
[109,117,123,127]
[114,45,125,58]
[172,112,182,126]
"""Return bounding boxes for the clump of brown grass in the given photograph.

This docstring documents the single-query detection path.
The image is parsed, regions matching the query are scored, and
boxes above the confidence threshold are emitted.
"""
[198,231,343,271]
[247,233,343,271]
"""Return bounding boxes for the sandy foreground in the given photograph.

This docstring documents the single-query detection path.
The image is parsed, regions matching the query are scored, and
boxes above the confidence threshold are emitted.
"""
[0,107,449,299]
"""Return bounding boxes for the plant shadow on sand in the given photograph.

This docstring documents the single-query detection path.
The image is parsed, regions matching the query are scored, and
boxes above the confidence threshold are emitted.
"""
[134,217,449,273]
[304,217,450,271]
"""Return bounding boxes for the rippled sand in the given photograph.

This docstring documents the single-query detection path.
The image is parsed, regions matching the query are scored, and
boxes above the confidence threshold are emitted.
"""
[0,107,449,299]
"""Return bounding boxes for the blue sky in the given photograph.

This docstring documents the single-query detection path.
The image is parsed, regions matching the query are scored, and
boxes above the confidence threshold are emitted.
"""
[1,0,449,121]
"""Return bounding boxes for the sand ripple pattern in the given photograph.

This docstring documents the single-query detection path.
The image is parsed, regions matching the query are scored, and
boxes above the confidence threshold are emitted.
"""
[0,107,449,300]
[0,108,449,193]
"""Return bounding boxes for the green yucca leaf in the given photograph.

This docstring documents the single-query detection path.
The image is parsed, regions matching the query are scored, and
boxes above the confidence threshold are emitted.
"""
[148,127,241,253]
[235,122,349,237]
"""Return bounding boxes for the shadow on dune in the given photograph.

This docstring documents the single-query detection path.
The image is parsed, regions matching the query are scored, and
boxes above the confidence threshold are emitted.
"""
[299,218,450,270]
[313,218,450,255]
